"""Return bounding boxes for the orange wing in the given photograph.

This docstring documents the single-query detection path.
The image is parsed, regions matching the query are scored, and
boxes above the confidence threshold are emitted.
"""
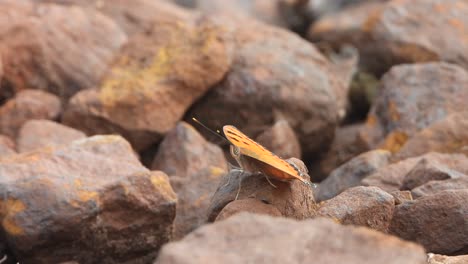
[223,125,300,178]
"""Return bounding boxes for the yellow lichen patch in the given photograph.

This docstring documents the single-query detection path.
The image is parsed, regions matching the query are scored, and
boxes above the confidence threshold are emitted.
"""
[209,166,226,179]
[150,174,177,201]
[387,101,400,122]
[0,199,26,236]
[379,131,408,153]
[77,190,99,203]
[74,179,83,188]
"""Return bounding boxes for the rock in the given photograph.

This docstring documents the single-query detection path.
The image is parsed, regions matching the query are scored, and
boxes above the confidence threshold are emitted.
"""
[0,0,127,100]
[208,170,316,221]
[0,135,16,158]
[311,123,369,180]
[16,120,86,152]
[394,112,468,161]
[412,177,468,199]
[215,198,282,221]
[400,153,468,190]
[255,120,301,160]
[0,90,61,138]
[151,122,227,176]
[428,253,468,264]
[156,213,427,264]
[317,186,395,232]
[63,14,232,150]
[359,63,468,151]
[0,135,177,263]
[390,189,468,255]
[151,122,227,239]
[315,149,391,202]
[306,0,387,19]
[389,190,413,205]
[188,18,343,157]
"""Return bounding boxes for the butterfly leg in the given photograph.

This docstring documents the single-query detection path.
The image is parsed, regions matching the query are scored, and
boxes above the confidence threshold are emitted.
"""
[235,173,243,200]
[264,176,277,188]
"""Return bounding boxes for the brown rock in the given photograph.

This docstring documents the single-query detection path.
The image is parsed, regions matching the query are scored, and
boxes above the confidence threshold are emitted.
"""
[394,112,468,161]
[188,18,342,157]
[0,135,177,263]
[317,186,395,232]
[215,198,282,221]
[0,90,61,138]
[390,189,468,255]
[400,153,468,190]
[359,63,468,150]
[0,135,16,158]
[0,0,127,100]
[412,177,468,199]
[208,170,316,221]
[16,120,86,152]
[156,213,427,264]
[315,149,391,202]
[428,253,468,264]
[389,190,413,205]
[255,119,301,160]
[63,14,232,150]
[151,122,227,176]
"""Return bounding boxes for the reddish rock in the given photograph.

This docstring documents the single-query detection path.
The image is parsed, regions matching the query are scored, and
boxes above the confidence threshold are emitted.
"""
[315,149,391,202]
[317,186,395,232]
[389,190,413,205]
[359,63,468,151]
[63,14,232,150]
[0,90,61,138]
[428,253,468,264]
[255,120,301,160]
[394,112,468,161]
[215,198,282,221]
[151,122,227,176]
[187,17,343,157]
[0,0,127,99]
[17,120,86,152]
[156,213,427,264]
[0,135,16,157]
[412,177,468,199]
[208,170,316,221]
[0,135,177,264]
[390,189,468,255]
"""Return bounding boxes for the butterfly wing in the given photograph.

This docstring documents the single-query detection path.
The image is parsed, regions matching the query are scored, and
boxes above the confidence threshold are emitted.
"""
[223,125,300,179]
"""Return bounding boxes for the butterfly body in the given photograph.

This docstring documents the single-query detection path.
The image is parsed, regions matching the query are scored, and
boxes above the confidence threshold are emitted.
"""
[223,125,311,186]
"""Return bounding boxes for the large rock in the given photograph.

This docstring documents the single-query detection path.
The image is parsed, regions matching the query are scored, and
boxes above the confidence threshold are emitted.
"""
[390,189,468,255]
[187,18,343,157]
[315,149,390,202]
[0,90,61,138]
[0,0,127,100]
[0,135,16,158]
[317,186,395,232]
[428,253,468,264]
[63,14,232,150]
[359,63,468,151]
[255,119,301,160]
[16,120,86,152]
[412,177,468,199]
[156,213,427,264]
[0,135,177,263]
[215,198,282,221]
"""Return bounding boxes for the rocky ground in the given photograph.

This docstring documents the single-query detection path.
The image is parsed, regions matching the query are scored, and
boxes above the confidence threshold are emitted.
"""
[0,0,467,263]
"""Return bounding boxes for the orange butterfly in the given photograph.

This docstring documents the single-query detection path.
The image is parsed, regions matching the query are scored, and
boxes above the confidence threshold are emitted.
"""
[223,125,312,187]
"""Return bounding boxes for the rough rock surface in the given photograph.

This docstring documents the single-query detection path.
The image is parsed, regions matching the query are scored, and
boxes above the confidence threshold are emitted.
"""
[428,253,468,264]
[0,135,16,158]
[215,198,282,221]
[315,149,390,202]
[17,120,86,152]
[412,177,468,199]
[255,120,301,160]
[0,135,177,264]
[390,189,468,255]
[317,186,395,232]
[156,213,427,264]
[0,90,61,138]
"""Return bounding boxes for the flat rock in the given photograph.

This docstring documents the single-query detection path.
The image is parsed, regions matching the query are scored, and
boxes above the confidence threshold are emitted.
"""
[317,186,395,232]
[0,0,127,100]
[17,120,86,152]
[208,170,316,221]
[0,135,16,158]
[390,189,468,255]
[359,63,468,151]
[215,198,282,221]
[428,253,468,264]
[315,149,390,202]
[63,14,232,150]
[255,119,301,160]
[156,213,427,264]
[412,177,468,199]
[0,135,177,263]
[187,17,343,157]
[0,90,61,138]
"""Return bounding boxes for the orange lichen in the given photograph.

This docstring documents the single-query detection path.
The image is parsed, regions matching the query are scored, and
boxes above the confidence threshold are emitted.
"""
[366,114,378,126]
[150,174,177,202]
[387,101,400,122]
[209,166,226,179]
[379,131,409,153]
[1,199,26,235]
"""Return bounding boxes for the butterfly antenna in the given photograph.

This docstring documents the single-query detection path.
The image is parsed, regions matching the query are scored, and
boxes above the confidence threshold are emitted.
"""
[192,117,230,144]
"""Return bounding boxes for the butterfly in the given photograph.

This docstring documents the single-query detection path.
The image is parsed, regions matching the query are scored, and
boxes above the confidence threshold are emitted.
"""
[223,125,312,187]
